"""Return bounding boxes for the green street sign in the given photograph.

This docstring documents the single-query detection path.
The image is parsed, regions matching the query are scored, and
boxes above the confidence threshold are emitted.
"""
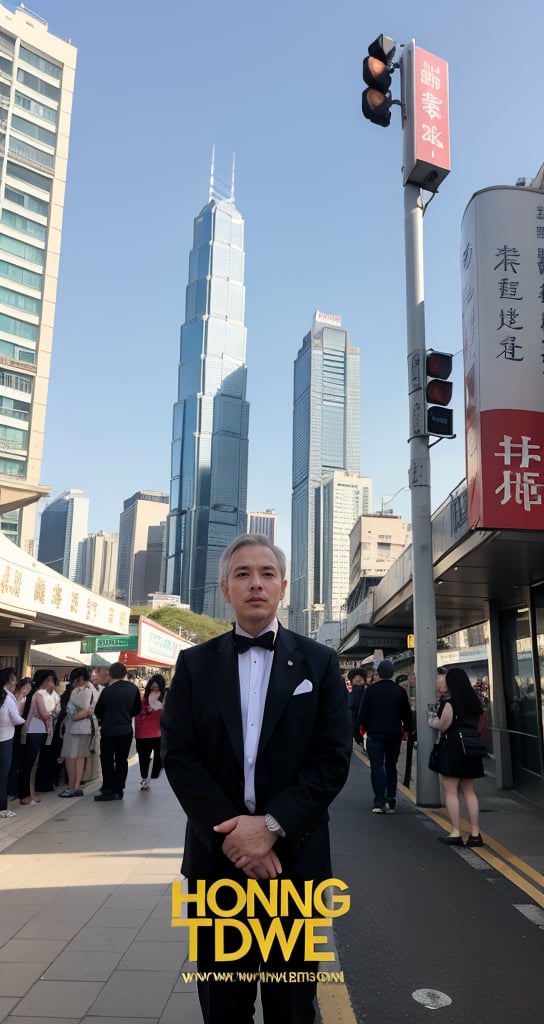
[80,634,138,654]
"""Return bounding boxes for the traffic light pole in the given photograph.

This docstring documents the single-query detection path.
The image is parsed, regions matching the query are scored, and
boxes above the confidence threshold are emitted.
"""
[404,182,441,806]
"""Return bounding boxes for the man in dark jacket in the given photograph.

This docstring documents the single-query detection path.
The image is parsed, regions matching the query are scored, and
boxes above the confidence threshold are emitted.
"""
[94,662,141,801]
[359,659,412,814]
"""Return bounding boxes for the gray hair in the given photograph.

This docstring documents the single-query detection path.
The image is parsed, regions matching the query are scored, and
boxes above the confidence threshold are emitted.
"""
[219,534,287,583]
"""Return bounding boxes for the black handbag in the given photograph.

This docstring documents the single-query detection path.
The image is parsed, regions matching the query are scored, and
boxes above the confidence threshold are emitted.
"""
[428,741,441,771]
[458,727,487,758]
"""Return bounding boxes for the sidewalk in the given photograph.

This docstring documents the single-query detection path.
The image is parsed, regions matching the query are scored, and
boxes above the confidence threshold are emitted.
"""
[0,766,202,1024]
[0,752,542,1024]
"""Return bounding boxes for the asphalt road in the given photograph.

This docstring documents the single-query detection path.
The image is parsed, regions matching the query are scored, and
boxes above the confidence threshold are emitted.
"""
[329,753,542,1024]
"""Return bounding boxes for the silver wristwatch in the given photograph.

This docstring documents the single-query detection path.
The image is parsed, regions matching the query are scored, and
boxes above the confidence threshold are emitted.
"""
[265,813,283,833]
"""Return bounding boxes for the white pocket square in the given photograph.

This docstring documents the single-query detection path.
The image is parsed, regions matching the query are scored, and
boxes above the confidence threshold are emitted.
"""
[293,679,313,695]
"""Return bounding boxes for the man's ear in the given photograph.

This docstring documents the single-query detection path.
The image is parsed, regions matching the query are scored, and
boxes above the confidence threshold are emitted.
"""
[280,578,288,599]
[221,579,231,604]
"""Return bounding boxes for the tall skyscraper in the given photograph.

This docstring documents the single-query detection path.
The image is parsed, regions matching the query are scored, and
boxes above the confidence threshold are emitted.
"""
[247,509,277,544]
[77,530,118,601]
[166,159,249,616]
[0,5,76,552]
[290,311,360,635]
[37,487,88,580]
[321,471,372,621]
[117,490,169,605]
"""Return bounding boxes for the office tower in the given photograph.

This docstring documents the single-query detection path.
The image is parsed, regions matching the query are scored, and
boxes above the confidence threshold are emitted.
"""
[290,311,360,635]
[117,490,169,605]
[37,487,88,580]
[77,530,118,601]
[0,5,76,552]
[347,513,409,608]
[322,472,372,621]
[247,509,277,544]
[166,159,249,616]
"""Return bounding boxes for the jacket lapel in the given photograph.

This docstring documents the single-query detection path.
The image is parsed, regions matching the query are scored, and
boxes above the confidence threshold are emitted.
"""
[214,629,244,768]
[257,626,303,756]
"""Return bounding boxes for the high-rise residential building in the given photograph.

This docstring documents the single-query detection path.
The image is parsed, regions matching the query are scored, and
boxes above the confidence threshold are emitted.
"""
[290,311,360,635]
[0,5,76,553]
[77,530,118,601]
[322,471,373,621]
[247,509,277,544]
[165,160,249,616]
[37,487,88,580]
[117,490,169,606]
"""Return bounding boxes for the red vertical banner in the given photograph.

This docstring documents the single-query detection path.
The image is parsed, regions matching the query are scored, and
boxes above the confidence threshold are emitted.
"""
[413,47,450,177]
[403,42,450,192]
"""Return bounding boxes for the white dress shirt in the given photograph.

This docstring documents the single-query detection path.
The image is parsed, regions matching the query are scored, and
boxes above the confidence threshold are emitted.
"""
[236,617,278,813]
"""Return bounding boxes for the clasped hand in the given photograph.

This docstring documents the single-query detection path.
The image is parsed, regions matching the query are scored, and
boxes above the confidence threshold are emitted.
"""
[214,815,282,880]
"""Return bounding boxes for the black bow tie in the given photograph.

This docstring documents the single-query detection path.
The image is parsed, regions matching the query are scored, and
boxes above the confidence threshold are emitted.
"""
[233,630,275,654]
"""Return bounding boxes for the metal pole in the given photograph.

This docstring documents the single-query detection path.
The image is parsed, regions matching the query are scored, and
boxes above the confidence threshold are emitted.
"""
[403,183,441,806]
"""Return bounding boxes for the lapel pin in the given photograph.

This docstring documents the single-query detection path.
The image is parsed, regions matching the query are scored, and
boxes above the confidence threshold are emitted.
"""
[287,660,293,666]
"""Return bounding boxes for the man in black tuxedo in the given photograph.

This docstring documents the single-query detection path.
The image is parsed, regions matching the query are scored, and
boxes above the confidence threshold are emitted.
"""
[161,534,351,1024]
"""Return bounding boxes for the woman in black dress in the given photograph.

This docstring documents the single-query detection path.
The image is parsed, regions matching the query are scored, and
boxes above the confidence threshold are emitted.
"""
[428,667,485,847]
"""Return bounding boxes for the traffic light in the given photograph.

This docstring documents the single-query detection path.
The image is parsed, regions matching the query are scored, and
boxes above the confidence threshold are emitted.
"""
[426,351,454,437]
[362,35,396,127]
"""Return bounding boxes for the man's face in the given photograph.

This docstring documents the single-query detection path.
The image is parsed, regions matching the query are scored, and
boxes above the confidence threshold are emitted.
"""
[351,673,365,687]
[95,667,111,687]
[221,544,287,635]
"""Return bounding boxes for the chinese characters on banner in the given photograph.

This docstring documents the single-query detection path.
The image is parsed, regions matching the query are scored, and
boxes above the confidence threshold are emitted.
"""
[461,187,544,529]
[402,43,450,192]
[0,533,130,632]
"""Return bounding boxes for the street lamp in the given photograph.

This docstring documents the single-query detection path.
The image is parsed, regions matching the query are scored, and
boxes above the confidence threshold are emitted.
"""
[380,485,409,514]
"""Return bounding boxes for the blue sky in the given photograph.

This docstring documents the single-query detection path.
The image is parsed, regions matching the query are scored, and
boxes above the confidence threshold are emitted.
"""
[31,0,544,554]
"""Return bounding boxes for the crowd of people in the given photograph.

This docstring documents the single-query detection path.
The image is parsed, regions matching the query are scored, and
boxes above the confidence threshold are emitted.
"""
[0,662,167,817]
[343,659,487,844]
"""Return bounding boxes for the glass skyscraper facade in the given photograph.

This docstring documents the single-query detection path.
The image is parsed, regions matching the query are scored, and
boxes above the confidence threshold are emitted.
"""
[0,5,76,552]
[290,312,360,635]
[166,187,249,616]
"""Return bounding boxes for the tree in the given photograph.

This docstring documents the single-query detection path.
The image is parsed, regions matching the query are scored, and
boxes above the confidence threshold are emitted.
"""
[130,605,231,645]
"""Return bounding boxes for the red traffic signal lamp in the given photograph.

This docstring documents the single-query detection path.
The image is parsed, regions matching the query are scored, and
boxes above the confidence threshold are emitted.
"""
[426,351,454,437]
[362,35,396,127]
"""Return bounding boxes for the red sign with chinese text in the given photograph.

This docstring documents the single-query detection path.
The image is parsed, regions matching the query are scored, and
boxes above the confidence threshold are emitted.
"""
[413,47,451,176]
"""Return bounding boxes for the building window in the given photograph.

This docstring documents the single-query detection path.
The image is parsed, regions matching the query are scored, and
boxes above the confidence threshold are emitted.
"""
[11,114,56,148]
[0,423,27,450]
[19,46,62,81]
[0,396,30,421]
[1,208,47,241]
[0,369,32,393]
[0,232,44,265]
[0,311,38,341]
[8,136,55,170]
[14,90,57,124]
[6,160,52,193]
[0,258,42,291]
[16,67,60,101]
[5,186,49,218]
[0,457,24,477]
[0,285,41,315]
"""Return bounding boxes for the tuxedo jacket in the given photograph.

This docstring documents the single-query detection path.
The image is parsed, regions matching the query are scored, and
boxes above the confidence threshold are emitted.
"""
[161,623,352,881]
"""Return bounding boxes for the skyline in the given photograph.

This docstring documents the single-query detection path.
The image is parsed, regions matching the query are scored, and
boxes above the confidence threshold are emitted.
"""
[27,0,544,559]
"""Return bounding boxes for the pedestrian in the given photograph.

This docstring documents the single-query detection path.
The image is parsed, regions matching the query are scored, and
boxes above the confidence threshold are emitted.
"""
[348,667,367,745]
[0,668,25,818]
[6,677,32,800]
[428,666,485,847]
[161,533,351,1024]
[58,667,98,798]
[92,665,112,693]
[359,658,412,814]
[134,674,166,790]
[93,662,141,802]
[19,670,58,805]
